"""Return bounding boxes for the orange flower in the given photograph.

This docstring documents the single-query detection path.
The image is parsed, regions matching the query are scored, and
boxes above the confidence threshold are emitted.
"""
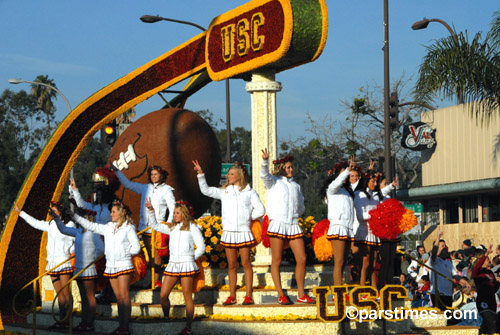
[205,245,213,253]
[210,236,218,244]
[219,261,227,268]
[211,254,219,262]
[204,230,212,237]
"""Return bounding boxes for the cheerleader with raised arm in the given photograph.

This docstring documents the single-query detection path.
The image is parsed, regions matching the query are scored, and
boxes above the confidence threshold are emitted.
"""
[114,165,175,288]
[319,156,356,286]
[353,170,383,289]
[376,173,399,289]
[260,149,315,304]
[69,200,140,335]
[145,198,205,335]
[193,160,264,305]
[13,201,75,331]
[53,209,104,332]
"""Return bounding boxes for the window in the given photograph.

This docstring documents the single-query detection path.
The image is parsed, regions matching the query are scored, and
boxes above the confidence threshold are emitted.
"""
[485,194,500,222]
[463,196,478,223]
[445,198,459,224]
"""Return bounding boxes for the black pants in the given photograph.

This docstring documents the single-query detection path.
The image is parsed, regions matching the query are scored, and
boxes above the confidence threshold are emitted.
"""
[480,310,497,335]
[377,240,397,289]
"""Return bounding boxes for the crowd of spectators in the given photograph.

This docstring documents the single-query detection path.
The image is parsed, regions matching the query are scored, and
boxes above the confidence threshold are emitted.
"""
[393,236,500,334]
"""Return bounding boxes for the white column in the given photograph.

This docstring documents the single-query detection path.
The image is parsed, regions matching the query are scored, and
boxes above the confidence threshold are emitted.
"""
[245,70,282,265]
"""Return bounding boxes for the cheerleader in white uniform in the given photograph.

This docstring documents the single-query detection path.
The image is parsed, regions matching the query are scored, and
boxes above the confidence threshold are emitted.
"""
[53,210,104,332]
[193,160,264,305]
[319,156,356,286]
[260,148,315,305]
[14,201,75,331]
[70,201,140,335]
[145,198,205,335]
[114,165,175,288]
[354,170,383,289]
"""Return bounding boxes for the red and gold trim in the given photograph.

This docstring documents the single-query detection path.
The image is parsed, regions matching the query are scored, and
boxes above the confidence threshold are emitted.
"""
[164,269,200,277]
[76,275,98,281]
[104,269,134,278]
[267,231,304,240]
[326,235,354,241]
[48,268,73,276]
[220,240,257,248]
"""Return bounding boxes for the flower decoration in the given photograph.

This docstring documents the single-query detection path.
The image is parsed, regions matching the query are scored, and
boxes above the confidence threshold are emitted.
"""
[111,200,132,216]
[233,161,250,181]
[148,165,169,178]
[368,198,417,240]
[49,201,64,208]
[195,216,230,268]
[272,155,294,165]
[176,200,195,217]
[364,170,382,180]
[327,161,348,176]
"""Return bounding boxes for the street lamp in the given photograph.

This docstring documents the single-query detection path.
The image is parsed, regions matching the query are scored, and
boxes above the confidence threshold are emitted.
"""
[382,0,393,184]
[8,78,75,206]
[411,17,463,104]
[140,14,232,163]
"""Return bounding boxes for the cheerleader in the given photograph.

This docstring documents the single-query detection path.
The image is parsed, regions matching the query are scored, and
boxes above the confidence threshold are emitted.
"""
[114,165,175,288]
[69,200,141,335]
[193,160,264,305]
[145,198,205,335]
[260,148,315,304]
[319,156,356,286]
[13,201,75,330]
[53,210,104,332]
[353,170,383,289]
[376,173,398,289]
[68,167,119,223]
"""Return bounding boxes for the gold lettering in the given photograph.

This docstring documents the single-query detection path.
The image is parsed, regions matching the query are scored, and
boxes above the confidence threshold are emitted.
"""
[221,24,236,63]
[314,286,347,322]
[251,12,265,51]
[237,19,250,57]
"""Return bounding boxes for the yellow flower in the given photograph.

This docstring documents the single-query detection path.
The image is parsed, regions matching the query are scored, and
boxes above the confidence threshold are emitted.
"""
[210,236,218,244]
[219,261,227,268]
[201,261,210,268]
[211,254,219,262]
[204,230,212,237]
[206,245,213,253]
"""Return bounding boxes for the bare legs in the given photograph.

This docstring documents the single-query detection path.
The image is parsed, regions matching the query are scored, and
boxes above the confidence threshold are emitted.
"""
[51,274,71,321]
[225,247,253,297]
[160,275,194,329]
[359,244,379,288]
[109,274,132,330]
[76,279,96,327]
[331,240,348,286]
[270,237,307,297]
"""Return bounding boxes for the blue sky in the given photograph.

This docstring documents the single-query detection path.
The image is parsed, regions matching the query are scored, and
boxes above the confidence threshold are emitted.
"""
[0,1,498,142]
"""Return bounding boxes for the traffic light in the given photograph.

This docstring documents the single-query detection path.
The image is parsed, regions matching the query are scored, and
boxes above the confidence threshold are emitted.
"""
[389,92,399,131]
[102,120,117,146]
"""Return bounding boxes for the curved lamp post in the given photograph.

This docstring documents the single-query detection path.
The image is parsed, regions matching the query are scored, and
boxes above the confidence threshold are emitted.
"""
[140,15,232,163]
[8,78,75,194]
[411,18,463,104]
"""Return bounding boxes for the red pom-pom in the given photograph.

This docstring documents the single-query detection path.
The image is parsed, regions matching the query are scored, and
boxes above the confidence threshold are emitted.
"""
[262,215,270,248]
[155,231,169,257]
[312,219,330,247]
[368,198,407,240]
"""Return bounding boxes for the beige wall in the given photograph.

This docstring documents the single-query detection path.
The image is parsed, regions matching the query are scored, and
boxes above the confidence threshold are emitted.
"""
[421,104,500,186]
[423,222,500,251]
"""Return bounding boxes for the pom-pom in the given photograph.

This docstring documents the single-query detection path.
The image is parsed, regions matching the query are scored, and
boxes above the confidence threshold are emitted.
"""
[131,250,147,284]
[398,209,418,233]
[312,219,330,247]
[313,235,334,262]
[368,198,407,240]
[192,259,205,293]
[70,253,76,271]
[262,215,270,248]
[155,230,169,257]
[251,220,262,245]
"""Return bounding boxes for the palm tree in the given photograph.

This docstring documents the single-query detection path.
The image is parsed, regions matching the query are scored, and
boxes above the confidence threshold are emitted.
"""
[30,75,57,129]
[413,11,500,124]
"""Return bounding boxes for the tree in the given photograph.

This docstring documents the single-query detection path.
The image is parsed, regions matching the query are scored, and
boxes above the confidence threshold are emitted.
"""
[30,75,58,131]
[414,11,500,124]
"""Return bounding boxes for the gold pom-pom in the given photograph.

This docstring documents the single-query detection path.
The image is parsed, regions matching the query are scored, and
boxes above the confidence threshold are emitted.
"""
[398,209,418,233]
[251,220,262,245]
[313,235,333,262]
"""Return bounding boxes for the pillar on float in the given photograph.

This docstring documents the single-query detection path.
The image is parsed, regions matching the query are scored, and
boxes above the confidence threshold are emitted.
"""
[245,70,282,265]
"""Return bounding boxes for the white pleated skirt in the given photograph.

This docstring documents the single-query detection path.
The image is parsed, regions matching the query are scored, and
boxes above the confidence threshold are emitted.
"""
[220,231,256,248]
[267,220,303,240]
[326,222,354,241]
[74,267,98,280]
[104,266,134,278]
[46,260,73,276]
[354,222,381,246]
[164,261,200,277]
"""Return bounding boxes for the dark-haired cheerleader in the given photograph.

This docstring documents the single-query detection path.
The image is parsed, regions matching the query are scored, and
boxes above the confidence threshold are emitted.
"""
[319,156,356,286]
[114,165,175,288]
[14,201,75,331]
[261,148,315,305]
[70,201,141,335]
[353,170,383,289]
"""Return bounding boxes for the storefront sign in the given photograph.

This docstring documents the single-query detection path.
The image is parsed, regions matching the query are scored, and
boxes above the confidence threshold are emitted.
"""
[401,122,436,151]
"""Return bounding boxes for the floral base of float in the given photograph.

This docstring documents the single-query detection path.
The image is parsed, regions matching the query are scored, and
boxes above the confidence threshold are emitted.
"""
[314,285,412,323]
